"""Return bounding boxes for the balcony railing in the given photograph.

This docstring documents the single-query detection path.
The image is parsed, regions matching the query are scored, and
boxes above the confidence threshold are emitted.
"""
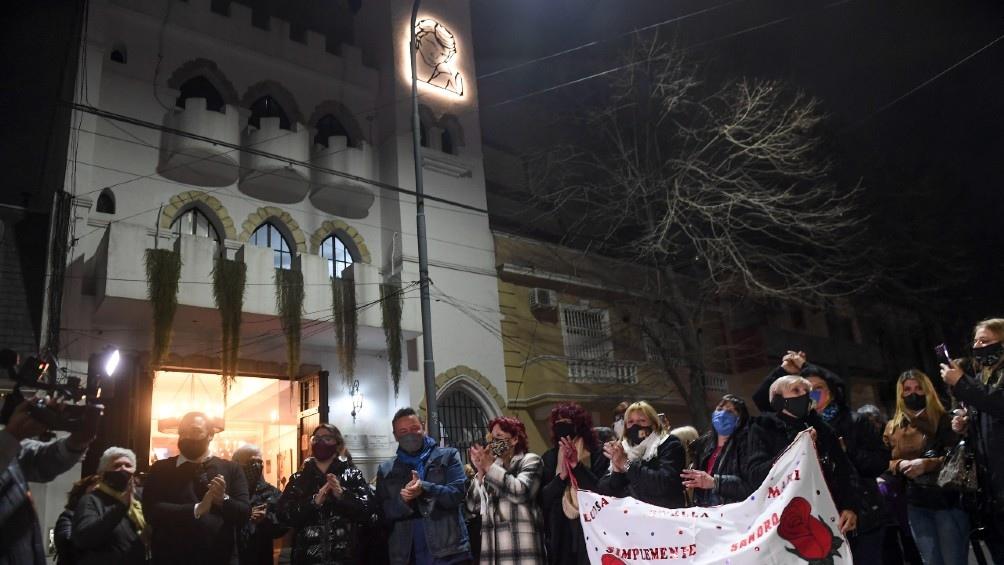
[567,359,638,384]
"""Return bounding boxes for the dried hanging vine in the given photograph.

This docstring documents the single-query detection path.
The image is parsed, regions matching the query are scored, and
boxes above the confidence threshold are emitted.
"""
[380,282,404,395]
[275,268,304,379]
[332,277,358,386]
[212,257,246,400]
[145,248,182,368]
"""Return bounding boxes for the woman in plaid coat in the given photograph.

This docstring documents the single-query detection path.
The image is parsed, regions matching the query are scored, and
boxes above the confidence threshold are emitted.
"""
[467,417,545,565]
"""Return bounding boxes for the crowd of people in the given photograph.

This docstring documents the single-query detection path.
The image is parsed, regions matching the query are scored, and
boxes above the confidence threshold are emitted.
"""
[4,317,1004,564]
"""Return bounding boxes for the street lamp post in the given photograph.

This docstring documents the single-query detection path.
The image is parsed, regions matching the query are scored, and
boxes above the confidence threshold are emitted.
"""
[409,0,440,441]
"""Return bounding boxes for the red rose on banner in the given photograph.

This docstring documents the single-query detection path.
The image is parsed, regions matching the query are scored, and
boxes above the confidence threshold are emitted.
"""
[778,497,844,564]
[601,555,626,565]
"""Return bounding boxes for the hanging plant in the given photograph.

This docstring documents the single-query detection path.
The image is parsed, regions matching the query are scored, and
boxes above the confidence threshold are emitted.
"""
[332,277,358,386]
[145,248,182,368]
[275,268,305,380]
[213,257,246,399]
[381,282,404,395]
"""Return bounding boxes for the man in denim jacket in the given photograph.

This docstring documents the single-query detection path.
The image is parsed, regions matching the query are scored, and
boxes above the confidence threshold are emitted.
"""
[375,408,471,564]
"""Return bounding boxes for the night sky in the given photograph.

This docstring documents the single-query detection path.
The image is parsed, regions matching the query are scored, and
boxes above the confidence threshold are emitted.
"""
[471,0,1004,324]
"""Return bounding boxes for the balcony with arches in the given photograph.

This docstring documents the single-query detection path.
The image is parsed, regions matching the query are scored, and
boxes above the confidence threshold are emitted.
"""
[308,113,376,219]
[238,95,311,204]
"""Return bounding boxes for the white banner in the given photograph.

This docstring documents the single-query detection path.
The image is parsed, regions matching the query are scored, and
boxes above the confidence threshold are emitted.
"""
[577,430,853,564]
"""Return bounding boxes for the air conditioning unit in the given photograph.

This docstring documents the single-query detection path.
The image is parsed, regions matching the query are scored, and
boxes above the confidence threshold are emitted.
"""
[529,288,557,311]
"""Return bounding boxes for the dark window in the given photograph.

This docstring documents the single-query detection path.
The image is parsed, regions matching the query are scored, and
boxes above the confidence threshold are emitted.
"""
[290,23,307,43]
[171,208,221,245]
[406,339,418,371]
[441,129,454,154]
[250,222,292,270]
[176,76,225,112]
[95,190,115,214]
[319,235,353,279]
[110,48,126,64]
[439,388,489,465]
[210,0,230,15]
[314,114,353,149]
[248,96,291,131]
[251,8,269,30]
[419,121,429,148]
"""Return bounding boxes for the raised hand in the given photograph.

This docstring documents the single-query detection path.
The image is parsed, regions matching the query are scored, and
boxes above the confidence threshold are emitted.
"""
[400,470,423,502]
[209,475,227,505]
[325,473,343,499]
[781,350,807,374]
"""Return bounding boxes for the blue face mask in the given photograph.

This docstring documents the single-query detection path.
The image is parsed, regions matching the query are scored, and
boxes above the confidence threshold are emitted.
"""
[711,409,739,437]
[809,389,824,405]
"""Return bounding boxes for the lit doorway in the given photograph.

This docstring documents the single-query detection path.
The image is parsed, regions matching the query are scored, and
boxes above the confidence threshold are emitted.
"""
[151,371,298,490]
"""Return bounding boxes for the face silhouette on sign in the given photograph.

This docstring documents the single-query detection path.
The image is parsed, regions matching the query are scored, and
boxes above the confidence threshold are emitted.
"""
[414,18,464,96]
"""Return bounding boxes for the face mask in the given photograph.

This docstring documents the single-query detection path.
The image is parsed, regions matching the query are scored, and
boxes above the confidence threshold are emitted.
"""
[773,394,812,420]
[808,389,823,405]
[553,422,577,441]
[397,432,425,455]
[311,439,340,461]
[625,425,653,445]
[243,460,263,486]
[488,438,510,457]
[973,341,1003,367]
[711,410,739,437]
[102,469,133,492]
[903,393,926,412]
[178,437,210,460]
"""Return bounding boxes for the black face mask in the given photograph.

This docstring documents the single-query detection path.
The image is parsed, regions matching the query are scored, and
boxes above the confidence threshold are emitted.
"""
[178,437,211,460]
[772,394,812,420]
[903,393,926,412]
[103,469,133,492]
[553,422,577,441]
[973,341,1003,367]
[243,460,264,486]
[625,425,653,445]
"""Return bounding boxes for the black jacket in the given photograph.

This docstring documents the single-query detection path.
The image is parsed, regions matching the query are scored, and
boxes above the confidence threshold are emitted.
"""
[539,446,609,565]
[689,426,754,506]
[54,508,76,565]
[143,456,250,565]
[71,489,147,565]
[754,365,889,532]
[952,361,1004,511]
[596,435,686,508]
[277,457,373,565]
[748,411,858,513]
[238,478,287,565]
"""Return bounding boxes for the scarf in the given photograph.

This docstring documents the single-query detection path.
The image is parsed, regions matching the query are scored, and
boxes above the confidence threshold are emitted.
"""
[96,483,147,537]
[559,438,591,519]
[622,430,668,463]
[818,403,841,424]
[396,435,437,479]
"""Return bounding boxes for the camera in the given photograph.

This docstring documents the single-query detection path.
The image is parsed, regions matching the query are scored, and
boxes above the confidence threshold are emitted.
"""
[1,348,106,433]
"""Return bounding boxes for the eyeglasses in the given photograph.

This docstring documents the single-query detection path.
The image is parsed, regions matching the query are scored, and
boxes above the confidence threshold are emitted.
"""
[311,435,338,445]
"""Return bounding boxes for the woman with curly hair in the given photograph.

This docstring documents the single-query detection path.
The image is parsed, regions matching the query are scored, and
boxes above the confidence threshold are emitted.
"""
[539,403,609,565]
[467,416,544,564]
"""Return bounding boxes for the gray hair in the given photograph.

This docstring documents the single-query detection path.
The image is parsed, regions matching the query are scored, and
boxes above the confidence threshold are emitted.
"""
[232,444,261,467]
[97,446,136,474]
[768,374,812,402]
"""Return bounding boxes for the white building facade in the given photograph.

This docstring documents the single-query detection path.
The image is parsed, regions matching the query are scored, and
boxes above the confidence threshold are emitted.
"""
[41,0,506,540]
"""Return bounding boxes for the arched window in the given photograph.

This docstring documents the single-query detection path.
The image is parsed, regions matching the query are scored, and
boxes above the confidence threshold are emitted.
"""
[319,234,354,279]
[441,129,454,155]
[248,96,291,130]
[314,114,353,149]
[176,76,225,112]
[95,189,116,214]
[171,207,221,245]
[250,222,292,269]
[439,387,489,464]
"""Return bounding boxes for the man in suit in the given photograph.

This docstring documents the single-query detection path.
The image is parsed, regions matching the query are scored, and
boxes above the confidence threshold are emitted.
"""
[143,411,250,565]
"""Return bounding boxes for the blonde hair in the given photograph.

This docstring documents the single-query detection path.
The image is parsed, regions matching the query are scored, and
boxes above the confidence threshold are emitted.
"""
[669,426,699,446]
[892,369,945,430]
[975,318,1004,341]
[768,375,812,402]
[622,401,665,437]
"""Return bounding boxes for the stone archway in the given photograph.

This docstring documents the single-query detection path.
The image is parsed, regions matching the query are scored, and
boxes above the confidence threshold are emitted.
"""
[418,365,505,421]
[159,190,237,240]
[237,206,307,253]
[308,220,371,263]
